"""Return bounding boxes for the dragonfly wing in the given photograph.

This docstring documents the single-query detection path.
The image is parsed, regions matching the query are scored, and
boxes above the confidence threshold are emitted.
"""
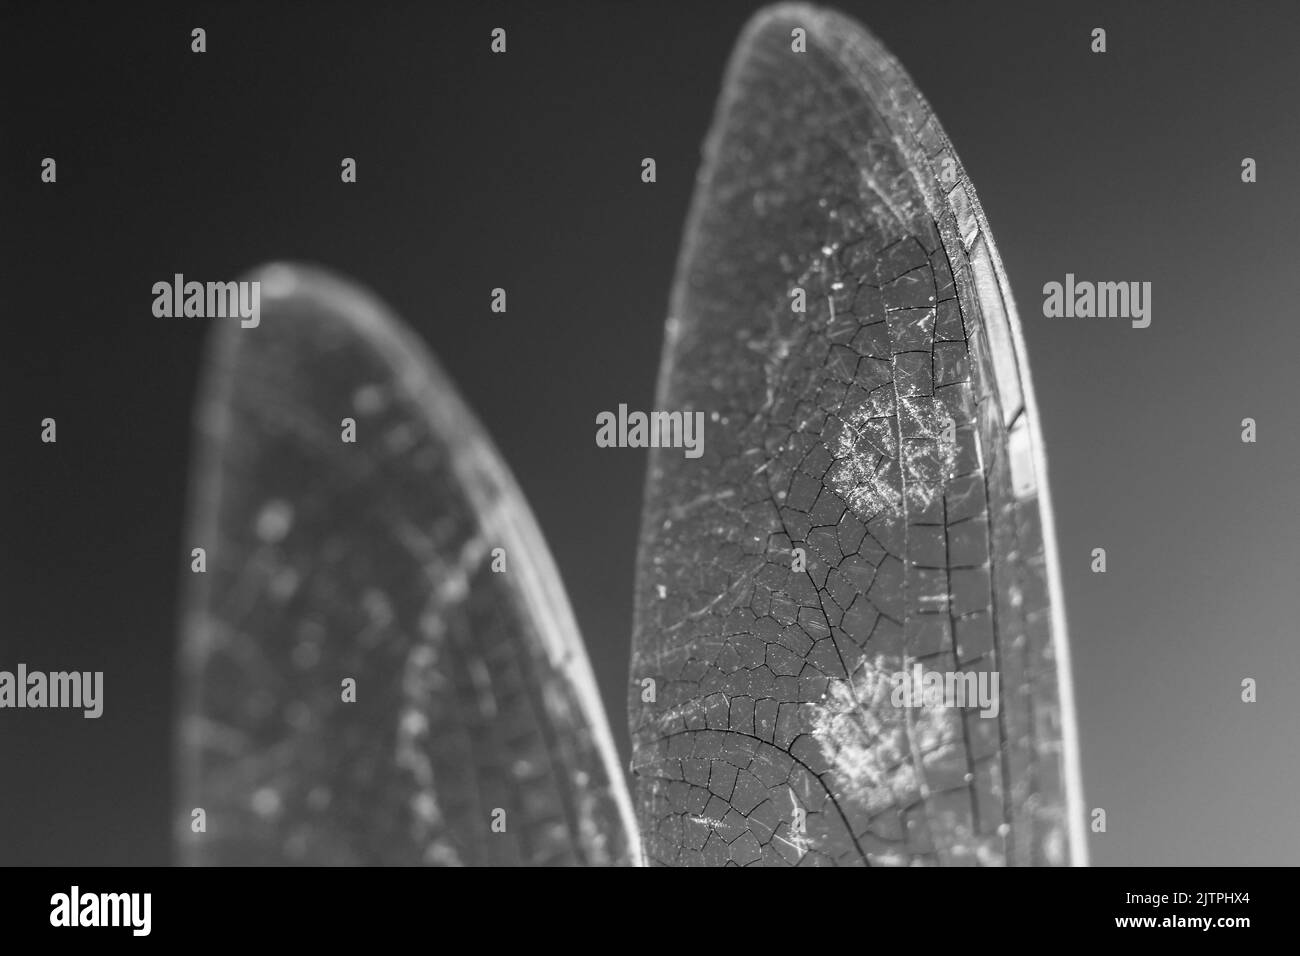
[631,4,1084,867]
[178,263,638,865]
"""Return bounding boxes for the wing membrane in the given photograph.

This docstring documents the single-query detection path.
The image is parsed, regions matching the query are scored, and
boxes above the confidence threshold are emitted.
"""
[177,263,637,865]
[630,4,1084,866]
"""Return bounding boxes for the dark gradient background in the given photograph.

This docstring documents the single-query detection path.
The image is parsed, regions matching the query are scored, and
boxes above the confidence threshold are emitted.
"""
[2,0,1297,865]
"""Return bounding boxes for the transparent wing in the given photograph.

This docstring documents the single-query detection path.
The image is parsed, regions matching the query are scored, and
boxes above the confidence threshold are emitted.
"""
[177,263,638,865]
[630,4,1084,866]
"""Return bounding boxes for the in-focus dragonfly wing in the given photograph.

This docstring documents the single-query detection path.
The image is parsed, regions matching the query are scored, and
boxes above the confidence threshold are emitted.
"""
[631,4,1085,866]
[178,263,638,865]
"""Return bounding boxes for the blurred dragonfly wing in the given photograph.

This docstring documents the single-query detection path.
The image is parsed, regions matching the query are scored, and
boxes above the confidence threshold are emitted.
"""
[178,263,638,865]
